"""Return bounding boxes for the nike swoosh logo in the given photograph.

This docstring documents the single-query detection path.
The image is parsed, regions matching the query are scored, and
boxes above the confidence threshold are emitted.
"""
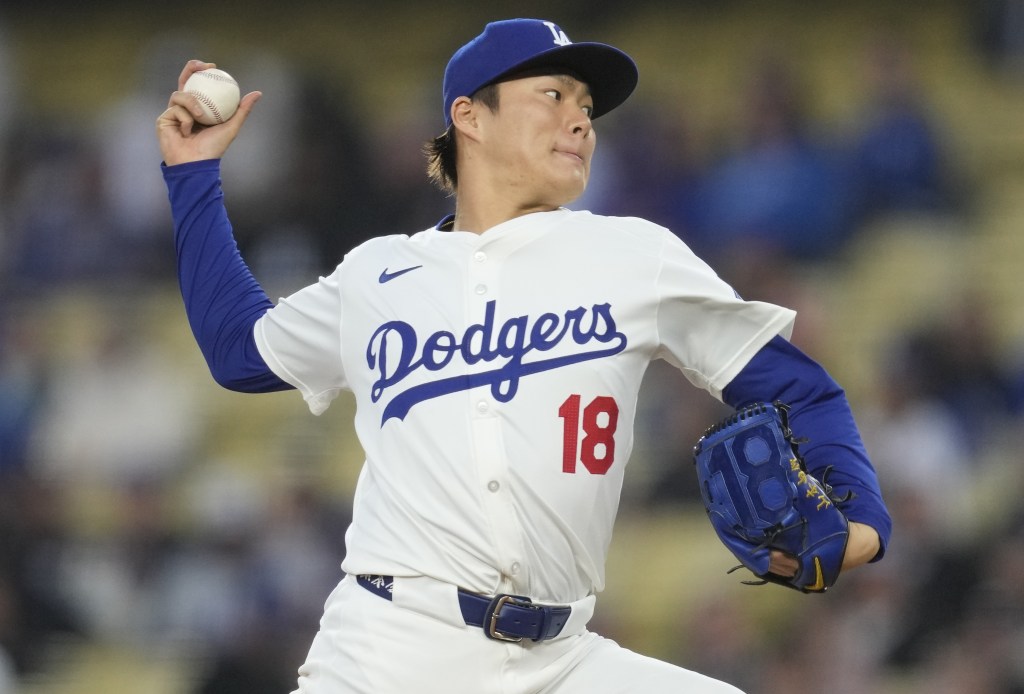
[807,556,826,592]
[378,265,423,284]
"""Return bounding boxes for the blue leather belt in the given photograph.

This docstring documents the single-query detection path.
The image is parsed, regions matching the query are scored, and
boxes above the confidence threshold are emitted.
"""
[356,574,571,642]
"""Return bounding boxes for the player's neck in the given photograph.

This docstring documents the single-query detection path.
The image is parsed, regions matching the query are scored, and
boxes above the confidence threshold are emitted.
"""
[451,189,561,234]
[451,206,556,234]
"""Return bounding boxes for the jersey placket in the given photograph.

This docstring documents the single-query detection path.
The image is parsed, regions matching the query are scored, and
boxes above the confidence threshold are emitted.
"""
[465,240,529,594]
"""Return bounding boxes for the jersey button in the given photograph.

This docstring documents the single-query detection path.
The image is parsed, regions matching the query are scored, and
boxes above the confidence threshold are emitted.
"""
[487,480,500,493]
[474,283,487,295]
[473,251,486,262]
[476,400,489,414]
[510,562,521,575]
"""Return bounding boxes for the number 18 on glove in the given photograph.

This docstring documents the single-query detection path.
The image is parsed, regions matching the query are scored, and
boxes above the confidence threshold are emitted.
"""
[693,402,851,593]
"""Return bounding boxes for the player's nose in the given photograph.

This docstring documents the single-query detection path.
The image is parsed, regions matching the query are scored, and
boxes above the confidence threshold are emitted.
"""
[567,108,593,139]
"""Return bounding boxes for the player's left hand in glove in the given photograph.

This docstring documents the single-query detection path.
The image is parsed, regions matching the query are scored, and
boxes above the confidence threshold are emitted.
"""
[692,401,852,593]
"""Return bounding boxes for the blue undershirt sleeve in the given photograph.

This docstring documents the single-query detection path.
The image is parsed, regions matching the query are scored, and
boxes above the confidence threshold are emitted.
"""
[162,159,292,393]
[723,335,892,560]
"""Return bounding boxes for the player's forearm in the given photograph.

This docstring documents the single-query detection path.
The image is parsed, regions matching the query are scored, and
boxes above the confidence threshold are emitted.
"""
[162,159,290,393]
[724,336,892,561]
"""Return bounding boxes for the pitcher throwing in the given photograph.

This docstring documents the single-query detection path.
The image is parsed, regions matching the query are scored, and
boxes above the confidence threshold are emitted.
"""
[156,18,891,693]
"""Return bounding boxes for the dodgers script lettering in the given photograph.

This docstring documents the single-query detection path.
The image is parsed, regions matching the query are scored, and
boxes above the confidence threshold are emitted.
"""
[366,300,627,424]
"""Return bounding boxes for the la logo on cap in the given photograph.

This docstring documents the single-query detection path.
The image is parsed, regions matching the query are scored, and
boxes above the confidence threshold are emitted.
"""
[543,21,572,46]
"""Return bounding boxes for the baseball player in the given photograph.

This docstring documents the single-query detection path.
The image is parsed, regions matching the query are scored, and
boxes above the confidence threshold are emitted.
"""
[156,18,891,693]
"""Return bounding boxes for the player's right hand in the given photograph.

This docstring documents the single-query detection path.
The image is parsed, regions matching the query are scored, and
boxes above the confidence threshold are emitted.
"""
[156,59,261,166]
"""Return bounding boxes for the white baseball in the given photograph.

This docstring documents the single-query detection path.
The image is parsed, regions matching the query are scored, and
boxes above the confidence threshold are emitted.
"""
[183,68,240,126]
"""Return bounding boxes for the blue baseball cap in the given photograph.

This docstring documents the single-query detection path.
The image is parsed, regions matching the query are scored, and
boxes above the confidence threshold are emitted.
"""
[442,19,639,127]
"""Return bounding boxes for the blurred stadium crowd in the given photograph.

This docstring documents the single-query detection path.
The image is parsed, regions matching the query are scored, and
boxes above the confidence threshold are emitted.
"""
[2,1,1024,692]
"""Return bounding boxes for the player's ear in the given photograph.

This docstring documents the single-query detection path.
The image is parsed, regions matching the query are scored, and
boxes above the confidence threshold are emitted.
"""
[450,96,482,142]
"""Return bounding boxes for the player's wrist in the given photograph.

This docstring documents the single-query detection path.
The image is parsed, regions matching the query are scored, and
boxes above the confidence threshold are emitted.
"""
[841,521,880,571]
[161,157,222,172]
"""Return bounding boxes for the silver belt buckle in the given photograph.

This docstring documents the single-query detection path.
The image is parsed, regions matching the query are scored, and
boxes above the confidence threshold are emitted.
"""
[486,594,534,642]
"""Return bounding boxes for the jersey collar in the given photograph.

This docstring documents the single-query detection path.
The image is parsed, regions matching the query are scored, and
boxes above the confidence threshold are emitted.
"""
[435,214,456,231]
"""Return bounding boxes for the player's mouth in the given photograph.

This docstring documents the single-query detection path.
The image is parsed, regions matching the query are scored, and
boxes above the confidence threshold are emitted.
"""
[554,148,585,165]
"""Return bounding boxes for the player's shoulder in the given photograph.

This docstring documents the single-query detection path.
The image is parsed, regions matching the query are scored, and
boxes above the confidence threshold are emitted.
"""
[560,209,682,249]
[339,229,430,263]
[563,208,670,233]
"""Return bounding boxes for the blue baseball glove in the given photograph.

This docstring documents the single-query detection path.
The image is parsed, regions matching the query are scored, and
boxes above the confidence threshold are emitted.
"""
[693,402,851,593]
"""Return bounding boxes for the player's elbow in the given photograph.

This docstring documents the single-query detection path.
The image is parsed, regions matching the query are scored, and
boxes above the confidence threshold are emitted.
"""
[209,365,247,391]
[208,360,292,394]
[199,326,293,394]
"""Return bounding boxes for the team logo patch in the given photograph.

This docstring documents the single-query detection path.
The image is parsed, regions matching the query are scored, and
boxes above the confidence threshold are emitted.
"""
[366,299,627,424]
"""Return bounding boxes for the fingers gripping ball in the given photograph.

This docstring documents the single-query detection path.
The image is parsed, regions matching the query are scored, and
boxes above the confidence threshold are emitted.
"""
[693,402,851,593]
[183,68,240,125]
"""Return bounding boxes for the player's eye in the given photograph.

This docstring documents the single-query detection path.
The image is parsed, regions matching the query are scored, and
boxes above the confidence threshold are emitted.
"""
[544,86,592,119]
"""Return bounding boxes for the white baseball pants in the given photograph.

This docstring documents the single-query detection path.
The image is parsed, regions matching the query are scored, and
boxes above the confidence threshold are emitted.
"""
[289,574,744,694]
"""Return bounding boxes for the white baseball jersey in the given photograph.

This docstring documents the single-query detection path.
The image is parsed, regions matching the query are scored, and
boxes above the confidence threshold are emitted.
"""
[254,208,795,605]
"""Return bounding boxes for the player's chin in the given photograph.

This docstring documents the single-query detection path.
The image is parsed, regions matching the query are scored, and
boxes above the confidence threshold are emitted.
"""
[566,178,589,206]
[549,169,589,205]
[544,183,586,209]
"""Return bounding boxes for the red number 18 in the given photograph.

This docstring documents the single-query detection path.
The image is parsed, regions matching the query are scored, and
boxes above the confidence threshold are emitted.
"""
[558,394,619,475]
